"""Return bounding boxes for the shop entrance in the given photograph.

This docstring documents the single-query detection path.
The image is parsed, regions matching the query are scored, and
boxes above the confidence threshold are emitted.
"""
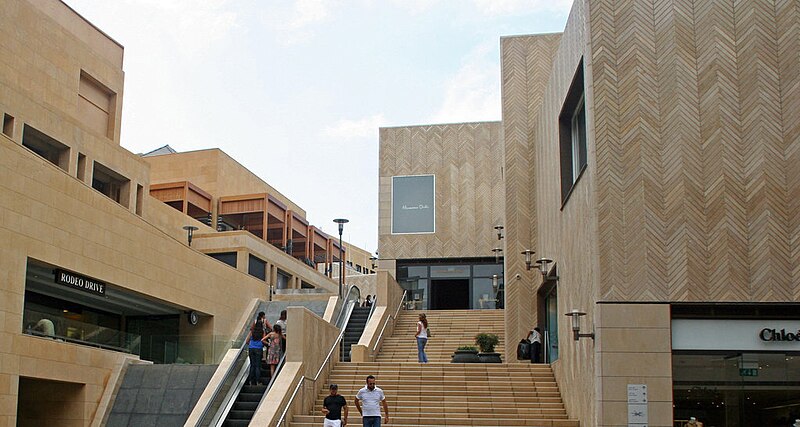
[429,279,469,309]
[673,352,800,426]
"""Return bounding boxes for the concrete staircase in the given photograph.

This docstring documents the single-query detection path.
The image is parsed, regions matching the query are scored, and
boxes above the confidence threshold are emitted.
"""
[289,310,578,427]
[376,309,506,362]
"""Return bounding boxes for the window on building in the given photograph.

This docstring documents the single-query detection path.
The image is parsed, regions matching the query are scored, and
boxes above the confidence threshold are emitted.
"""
[558,59,587,205]
[3,113,14,138]
[77,153,87,181]
[208,252,237,268]
[248,255,266,281]
[91,161,130,207]
[78,71,116,139]
[22,125,70,171]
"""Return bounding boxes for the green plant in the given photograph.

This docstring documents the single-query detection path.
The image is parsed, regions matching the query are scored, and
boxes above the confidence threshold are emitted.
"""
[456,345,478,351]
[474,333,500,353]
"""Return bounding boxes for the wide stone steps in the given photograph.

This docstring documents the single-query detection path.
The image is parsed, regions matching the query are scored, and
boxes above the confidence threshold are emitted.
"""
[376,310,506,363]
[291,311,577,427]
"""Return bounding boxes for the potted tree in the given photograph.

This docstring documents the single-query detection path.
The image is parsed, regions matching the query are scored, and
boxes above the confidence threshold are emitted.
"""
[451,345,480,363]
[474,333,502,363]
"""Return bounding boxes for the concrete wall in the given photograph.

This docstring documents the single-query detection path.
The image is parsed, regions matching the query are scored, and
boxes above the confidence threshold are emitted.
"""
[378,122,504,260]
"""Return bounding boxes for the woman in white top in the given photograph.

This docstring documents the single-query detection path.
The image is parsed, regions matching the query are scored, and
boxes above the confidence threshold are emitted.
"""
[415,313,429,363]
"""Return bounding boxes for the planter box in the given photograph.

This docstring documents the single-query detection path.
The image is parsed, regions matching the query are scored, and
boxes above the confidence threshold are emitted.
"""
[451,350,480,363]
[478,352,502,363]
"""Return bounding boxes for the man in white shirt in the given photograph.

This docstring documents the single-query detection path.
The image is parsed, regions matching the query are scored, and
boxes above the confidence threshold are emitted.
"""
[355,375,389,427]
[528,327,542,363]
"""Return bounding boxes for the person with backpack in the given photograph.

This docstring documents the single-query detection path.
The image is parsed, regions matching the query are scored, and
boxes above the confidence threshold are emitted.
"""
[247,311,268,385]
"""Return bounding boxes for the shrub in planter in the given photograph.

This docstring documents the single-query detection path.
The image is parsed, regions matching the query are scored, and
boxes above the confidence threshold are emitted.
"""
[451,345,480,363]
[474,333,502,363]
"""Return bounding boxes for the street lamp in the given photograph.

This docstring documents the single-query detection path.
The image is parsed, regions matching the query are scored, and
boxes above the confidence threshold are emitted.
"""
[182,225,199,247]
[333,218,349,297]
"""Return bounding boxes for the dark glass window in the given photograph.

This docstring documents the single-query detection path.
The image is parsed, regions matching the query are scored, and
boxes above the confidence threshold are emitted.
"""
[208,252,237,268]
[559,58,587,205]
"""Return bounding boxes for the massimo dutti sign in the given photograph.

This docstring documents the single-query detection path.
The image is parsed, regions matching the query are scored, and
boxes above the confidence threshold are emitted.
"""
[672,319,800,351]
[391,175,435,234]
[54,269,106,296]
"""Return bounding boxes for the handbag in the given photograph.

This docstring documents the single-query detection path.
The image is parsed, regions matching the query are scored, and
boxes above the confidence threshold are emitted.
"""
[517,339,531,360]
[426,327,432,338]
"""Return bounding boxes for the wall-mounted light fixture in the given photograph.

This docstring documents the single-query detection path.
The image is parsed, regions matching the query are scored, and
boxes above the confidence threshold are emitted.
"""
[370,256,378,270]
[492,274,499,295]
[494,225,504,240]
[182,225,199,247]
[492,247,503,263]
[533,258,553,276]
[521,249,535,270]
[564,309,595,341]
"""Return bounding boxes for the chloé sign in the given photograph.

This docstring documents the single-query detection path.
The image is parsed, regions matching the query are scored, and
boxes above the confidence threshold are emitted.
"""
[759,328,800,342]
[54,269,106,296]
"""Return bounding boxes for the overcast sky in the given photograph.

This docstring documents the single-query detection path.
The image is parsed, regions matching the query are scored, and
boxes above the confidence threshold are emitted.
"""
[64,0,572,253]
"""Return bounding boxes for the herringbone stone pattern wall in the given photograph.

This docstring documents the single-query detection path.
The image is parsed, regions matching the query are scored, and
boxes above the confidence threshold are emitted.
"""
[589,0,800,302]
[500,34,562,361]
[378,122,503,260]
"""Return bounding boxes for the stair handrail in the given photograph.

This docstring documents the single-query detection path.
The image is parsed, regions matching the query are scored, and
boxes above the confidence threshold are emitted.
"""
[372,290,407,353]
[275,301,356,427]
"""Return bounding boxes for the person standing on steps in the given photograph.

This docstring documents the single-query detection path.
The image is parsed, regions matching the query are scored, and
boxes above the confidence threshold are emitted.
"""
[355,375,389,427]
[275,309,288,353]
[415,313,429,363]
[246,311,268,385]
[265,324,283,377]
[322,383,348,427]
[528,327,542,363]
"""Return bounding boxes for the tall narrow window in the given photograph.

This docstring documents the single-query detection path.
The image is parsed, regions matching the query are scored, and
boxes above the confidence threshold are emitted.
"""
[77,153,87,181]
[135,184,144,215]
[3,113,14,138]
[559,59,587,205]
[78,71,116,139]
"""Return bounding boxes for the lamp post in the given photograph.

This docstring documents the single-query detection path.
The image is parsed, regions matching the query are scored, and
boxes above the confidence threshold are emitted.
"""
[182,225,199,247]
[333,218,349,298]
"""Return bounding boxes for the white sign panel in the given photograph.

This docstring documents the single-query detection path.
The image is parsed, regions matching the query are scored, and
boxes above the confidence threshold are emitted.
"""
[628,403,648,424]
[627,384,647,404]
[672,319,800,351]
[391,175,435,234]
[627,384,648,427]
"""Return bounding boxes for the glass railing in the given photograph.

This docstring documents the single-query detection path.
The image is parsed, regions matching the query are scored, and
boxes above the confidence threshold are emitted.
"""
[23,308,141,354]
[22,309,241,364]
[139,334,235,364]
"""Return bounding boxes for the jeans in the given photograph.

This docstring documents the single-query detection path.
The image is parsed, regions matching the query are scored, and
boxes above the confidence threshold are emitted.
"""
[417,337,428,363]
[248,347,263,384]
[362,416,381,427]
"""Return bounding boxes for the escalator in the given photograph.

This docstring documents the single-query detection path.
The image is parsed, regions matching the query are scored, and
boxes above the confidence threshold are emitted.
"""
[221,358,272,427]
[341,306,371,362]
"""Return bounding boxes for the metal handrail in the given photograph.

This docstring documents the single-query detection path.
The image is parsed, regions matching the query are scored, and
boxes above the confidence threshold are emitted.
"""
[275,301,356,427]
[372,290,407,353]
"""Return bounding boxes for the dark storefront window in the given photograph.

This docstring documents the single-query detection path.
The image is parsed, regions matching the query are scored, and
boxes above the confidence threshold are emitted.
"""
[673,352,800,425]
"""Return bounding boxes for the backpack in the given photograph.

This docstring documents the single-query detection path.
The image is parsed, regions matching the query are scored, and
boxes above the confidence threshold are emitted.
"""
[517,339,531,360]
[252,320,264,341]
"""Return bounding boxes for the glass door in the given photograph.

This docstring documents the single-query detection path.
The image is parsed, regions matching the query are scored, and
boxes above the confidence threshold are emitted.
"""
[544,288,559,362]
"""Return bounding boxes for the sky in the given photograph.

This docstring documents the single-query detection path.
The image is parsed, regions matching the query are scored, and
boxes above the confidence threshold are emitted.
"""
[64,0,572,254]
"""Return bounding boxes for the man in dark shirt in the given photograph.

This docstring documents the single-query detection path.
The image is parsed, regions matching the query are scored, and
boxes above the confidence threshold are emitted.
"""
[322,383,348,426]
